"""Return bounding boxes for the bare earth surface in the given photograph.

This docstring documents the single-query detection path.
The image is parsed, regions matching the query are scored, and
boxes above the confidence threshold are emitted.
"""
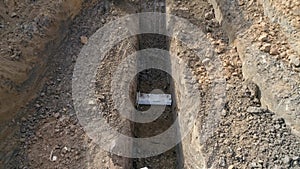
[0,0,300,169]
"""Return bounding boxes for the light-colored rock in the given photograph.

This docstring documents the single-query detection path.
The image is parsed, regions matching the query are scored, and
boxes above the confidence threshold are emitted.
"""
[80,36,88,44]
[260,43,271,52]
[258,33,268,42]
[205,11,214,20]
[247,106,264,114]
[262,0,300,55]
[283,155,291,164]
[88,100,96,105]
[236,38,300,137]
[215,47,225,54]
[289,54,300,67]
[270,45,279,55]
[11,12,17,18]
[202,58,211,64]
[228,165,235,169]
[51,155,57,162]
[179,7,188,11]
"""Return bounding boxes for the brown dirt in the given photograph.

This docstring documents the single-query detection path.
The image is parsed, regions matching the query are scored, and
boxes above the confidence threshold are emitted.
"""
[0,0,92,122]
[0,0,299,169]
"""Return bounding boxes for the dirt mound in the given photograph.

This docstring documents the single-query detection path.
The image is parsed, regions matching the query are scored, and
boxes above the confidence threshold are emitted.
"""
[0,0,86,122]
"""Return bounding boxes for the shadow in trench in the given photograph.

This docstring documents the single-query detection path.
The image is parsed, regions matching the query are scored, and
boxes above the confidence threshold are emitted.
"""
[127,0,185,168]
[131,8,185,168]
[131,34,185,169]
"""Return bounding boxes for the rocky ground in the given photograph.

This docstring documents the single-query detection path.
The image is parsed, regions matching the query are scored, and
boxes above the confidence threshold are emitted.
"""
[169,0,300,168]
[0,0,300,169]
[3,1,130,168]
[0,0,91,122]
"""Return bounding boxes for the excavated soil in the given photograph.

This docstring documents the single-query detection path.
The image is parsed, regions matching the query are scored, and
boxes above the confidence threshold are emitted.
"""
[1,0,300,169]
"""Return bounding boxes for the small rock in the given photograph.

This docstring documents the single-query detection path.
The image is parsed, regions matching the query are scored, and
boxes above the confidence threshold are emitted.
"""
[289,54,300,67]
[291,18,300,28]
[179,7,189,10]
[35,104,41,108]
[274,124,281,130]
[205,11,214,20]
[211,40,219,45]
[238,0,244,6]
[54,113,60,118]
[251,162,257,167]
[202,58,211,64]
[232,72,238,76]
[51,155,57,162]
[36,131,42,137]
[88,100,96,105]
[228,165,235,169]
[10,53,20,60]
[80,36,88,44]
[206,25,213,32]
[11,12,17,18]
[62,147,69,154]
[219,157,226,167]
[246,106,264,114]
[98,95,105,101]
[20,138,26,142]
[283,155,291,164]
[270,45,279,55]
[280,51,287,58]
[258,33,268,42]
[292,156,299,161]
[260,43,271,52]
[21,117,27,122]
[215,47,225,54]
[221,109,227,116]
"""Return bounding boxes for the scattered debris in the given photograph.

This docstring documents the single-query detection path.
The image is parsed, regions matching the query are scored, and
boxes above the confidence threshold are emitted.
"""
[11,12,17,18]
[260,43,271,52]
[80,36,88,44]
[269,45,279,55]
[49,149,57,162]
[88,100,96,105]
[202,58,211,64]
[289,54,300,67]
[246,106,264,114]
[258,33,268,42]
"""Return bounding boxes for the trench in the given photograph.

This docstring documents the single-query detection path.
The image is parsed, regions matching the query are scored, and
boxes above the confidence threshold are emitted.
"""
[131,35,183,168]
[131,0,184,168]
[1,0,299,168]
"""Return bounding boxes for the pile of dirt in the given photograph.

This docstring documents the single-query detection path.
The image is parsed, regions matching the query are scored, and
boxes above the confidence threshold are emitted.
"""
[0,1,108,168]
[167,0,300,168]
[0,0,93,123]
